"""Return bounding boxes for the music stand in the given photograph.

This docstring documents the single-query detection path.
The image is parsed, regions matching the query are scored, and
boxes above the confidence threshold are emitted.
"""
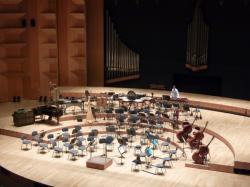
[118,145,126,165]
[117,137,128,165]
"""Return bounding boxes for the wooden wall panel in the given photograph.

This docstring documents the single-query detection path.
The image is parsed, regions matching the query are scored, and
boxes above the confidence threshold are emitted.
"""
[86,0,104,86]
[0,0,90,101]
[57,0,69,86]
[23,0,40,99]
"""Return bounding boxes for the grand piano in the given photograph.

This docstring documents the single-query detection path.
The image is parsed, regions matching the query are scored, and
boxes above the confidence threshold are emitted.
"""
[33,105,63,124]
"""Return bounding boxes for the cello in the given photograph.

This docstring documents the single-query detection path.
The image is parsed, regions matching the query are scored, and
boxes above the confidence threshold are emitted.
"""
[176,118,196,142]
[188,121,208,150]
[192,136,215,165]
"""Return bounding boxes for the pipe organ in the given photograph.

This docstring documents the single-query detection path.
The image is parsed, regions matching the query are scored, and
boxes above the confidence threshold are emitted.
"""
[186,0,209,71]
[105,12,140,83]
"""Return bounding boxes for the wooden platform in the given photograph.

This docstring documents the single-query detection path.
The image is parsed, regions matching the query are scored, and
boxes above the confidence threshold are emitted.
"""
[86,156,113,170]
[0,86,250,187]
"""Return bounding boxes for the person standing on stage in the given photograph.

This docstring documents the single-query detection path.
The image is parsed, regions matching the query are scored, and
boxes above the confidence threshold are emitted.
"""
[170,85,180,100]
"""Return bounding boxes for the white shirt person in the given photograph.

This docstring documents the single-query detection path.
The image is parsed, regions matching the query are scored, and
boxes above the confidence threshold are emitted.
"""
[170,85,180,100]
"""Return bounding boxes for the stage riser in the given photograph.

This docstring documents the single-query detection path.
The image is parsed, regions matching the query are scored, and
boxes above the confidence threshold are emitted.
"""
[185,163,234,173]
[59,91,250,117]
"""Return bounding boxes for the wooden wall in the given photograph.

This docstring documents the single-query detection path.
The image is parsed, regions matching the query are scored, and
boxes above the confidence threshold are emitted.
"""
[0,0,103,102]
[86,0,104,86]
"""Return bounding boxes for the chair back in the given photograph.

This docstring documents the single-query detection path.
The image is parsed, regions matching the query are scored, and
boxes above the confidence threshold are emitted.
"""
[106,136,114,144]
[74,125,82,131]
[127,128,136,136]
[62,127,68,132]
[52,140,57,148]
[117,114,126,122]
[62,132,70,138]
[106,125,116,133]
[76,140,82,147]
[32,131,38,137]
[91,129,98,136]
[21,135,27,140]
[47,134,54,139]
[76,132,83,137]
[62,136,69,142]
[68,144,74,150]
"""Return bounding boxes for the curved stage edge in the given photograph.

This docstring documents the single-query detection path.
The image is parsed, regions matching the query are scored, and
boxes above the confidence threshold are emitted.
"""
[0,86,250,186]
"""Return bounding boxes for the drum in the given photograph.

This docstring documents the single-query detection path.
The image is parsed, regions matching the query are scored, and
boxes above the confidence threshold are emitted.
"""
[127,90,137,101]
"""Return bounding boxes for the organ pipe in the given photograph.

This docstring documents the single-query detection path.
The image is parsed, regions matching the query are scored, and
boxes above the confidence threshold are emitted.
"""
[186,0,209,71]
[105,12,140,81]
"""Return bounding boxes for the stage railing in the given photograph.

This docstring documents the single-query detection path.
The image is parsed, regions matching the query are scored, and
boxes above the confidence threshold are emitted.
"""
[105,12,140,84]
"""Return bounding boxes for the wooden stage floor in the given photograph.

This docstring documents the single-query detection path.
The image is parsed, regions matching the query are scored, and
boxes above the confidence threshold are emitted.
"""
[0,86,250,187]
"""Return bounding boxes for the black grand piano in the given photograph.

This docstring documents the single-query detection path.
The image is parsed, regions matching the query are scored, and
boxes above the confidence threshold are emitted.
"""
[33,105,63,124]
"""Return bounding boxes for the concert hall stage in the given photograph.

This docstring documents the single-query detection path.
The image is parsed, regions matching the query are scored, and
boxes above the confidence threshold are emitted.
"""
[0,87,250,187]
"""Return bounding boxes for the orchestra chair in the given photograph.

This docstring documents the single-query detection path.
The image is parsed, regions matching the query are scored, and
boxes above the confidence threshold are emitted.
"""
[153,159,168,175]
[99,136,114,156]
[31,131,40,146]
[62,127,69,133]
[140,134,148,145]
[116,114,126,131]
[75,140,87,157]
[131,155,142,171]
[148,118,157,133]
[37,142,49,154]
[89,129,99,142]
[74,125,82,132]
[52,141,63,158]
[47,134,55,149]
[168,147,178,160]
[126,127,136,147]
[76,132,86,145]
[105,136,114,152]
[128,114,140,129]
[67,144,78,161]
[192,107,202,119]
[129,109,138,115]
[139,117,149,133]
[134,145,142,156]
[115,108,124,114]
[106,125,116,137]
[155,120,164,134]
[161,137,171,152]
[104,108,113,120]
[20,135,32,150]
[183,104,190,112]
[143,108,150,114]
[62,136,70,153]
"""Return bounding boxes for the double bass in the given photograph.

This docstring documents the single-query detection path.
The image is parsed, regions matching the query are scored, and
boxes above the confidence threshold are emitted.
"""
[176,118,196,142]
[192,136,215,164]
[188,121,208,149]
